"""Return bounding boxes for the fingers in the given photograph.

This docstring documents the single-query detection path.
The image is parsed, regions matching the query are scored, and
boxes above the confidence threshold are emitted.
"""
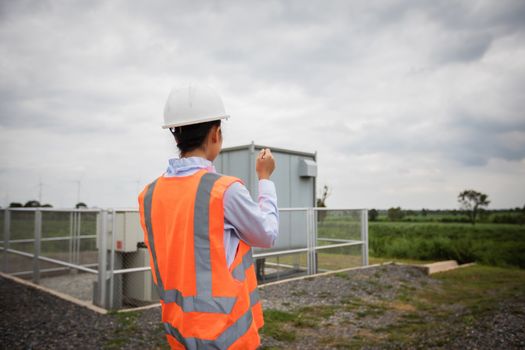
[258,148,272,159]
[255,148,276,180]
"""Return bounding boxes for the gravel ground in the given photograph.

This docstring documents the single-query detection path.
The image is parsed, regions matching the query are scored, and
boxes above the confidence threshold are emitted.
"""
[259,264,525,349]
[39,273,97,302]
[1,275,115,349]
[1,264,524,349]
[259,264,440,349]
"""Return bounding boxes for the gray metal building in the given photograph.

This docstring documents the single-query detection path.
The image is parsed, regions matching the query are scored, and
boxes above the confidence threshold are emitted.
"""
[215,142,318,253]
[214,142,318,208]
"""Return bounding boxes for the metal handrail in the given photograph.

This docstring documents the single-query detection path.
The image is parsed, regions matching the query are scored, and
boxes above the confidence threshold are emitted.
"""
[112,266,151,275]
[314,241,363,251]
[313,207,368,211]
[253,247,310,258]
[3,208,102,212]
[0,247,98,274]
[3,235,96,244]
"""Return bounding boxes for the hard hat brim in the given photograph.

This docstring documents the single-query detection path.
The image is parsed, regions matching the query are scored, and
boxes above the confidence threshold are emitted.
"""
[162,115,230,129]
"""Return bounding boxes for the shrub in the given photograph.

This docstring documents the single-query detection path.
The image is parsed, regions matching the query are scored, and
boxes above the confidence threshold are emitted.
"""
[368,222,525,268]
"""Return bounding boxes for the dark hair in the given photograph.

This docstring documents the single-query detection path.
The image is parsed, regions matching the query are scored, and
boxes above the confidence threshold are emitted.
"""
[170,120,221,155]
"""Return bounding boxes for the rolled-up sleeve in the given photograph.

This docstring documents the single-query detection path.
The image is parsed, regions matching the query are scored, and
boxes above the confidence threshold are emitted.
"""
[223,180,279,248]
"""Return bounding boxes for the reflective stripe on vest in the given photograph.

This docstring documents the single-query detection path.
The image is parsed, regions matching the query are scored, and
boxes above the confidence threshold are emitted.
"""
[164,307,253,350]
[231,251,254,281]
[143,172,256,314]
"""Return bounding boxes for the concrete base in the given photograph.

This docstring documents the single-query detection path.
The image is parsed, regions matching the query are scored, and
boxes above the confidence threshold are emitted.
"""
[424,260,458,274]
[0,271,107,314]
[422,260,476,275]
[390,260,477,275]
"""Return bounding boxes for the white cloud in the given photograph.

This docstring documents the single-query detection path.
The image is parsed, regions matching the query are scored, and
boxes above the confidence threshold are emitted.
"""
[1,0,524,209]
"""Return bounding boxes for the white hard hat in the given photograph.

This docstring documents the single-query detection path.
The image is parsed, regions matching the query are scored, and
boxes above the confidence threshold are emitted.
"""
[162,83,229,129]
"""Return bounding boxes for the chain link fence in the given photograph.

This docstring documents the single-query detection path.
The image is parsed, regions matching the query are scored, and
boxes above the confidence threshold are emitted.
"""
[1,207,368,310]
[1,209,99,301]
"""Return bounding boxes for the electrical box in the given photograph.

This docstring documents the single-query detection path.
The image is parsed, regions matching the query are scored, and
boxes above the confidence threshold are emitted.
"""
[123,248,159,303]
[214,142,317,251]
[113,211,143,252]
[215,142,317,208]
[96,211,144,253]
[299,159,317,178]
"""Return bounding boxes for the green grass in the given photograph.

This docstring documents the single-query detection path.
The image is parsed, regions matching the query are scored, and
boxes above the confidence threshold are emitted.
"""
[317,211,525,269]
[105,311,168,350]
[419,265,525,309]
[369,222,525,268]
[106,311,140,349]
[261,305,341,341]
[260,310,297,341]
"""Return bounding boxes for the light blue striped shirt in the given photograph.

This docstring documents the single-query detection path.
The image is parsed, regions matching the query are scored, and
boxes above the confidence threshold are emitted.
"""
[164,157,279,267]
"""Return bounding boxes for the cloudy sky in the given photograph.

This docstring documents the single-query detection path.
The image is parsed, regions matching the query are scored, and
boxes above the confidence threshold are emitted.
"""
[1,0,524,209]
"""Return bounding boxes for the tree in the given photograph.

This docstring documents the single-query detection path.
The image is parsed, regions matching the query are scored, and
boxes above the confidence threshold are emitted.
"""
[41,204,53,208]
[75,202,88,209]
[9,202,23,208]
[316,185,331,208]
[316,185,331,222]
[368,209,378,222]
[24,200,41,207]
[458,190,490,225]
[387,207,405,221]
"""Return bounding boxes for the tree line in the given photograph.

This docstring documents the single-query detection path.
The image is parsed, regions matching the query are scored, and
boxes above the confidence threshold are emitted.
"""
[365,190,523,225]
[4,201,88,209]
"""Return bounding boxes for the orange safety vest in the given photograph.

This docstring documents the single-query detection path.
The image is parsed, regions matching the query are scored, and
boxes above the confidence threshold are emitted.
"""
[138,169,264,349]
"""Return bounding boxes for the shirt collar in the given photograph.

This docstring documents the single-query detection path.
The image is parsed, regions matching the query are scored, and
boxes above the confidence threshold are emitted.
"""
[165,157,216,176]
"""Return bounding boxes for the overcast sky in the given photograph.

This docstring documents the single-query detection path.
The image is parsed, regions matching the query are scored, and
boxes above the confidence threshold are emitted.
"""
[1,0,524,210]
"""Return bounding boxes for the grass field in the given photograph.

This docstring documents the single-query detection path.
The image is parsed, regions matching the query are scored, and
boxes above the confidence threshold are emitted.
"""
[369,222,525,268]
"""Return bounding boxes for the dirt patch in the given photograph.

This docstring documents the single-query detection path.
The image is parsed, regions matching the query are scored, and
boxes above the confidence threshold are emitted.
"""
[385,301,416,312]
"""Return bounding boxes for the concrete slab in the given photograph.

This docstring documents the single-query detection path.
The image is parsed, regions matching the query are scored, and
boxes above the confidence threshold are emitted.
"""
[424,260,459,275]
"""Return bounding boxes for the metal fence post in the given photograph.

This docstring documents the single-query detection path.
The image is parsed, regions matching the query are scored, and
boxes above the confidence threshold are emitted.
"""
[76,211,81,264]
[73,212,77,265]
[33,210,42,284]
[109,209,116,309]
[312,209,318,274]
[97,210,108,308]
[68,212,73,264]
[3,210,10,273]
[305,209,310,275]
[306,208,316,275]
[360,209,369,266]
